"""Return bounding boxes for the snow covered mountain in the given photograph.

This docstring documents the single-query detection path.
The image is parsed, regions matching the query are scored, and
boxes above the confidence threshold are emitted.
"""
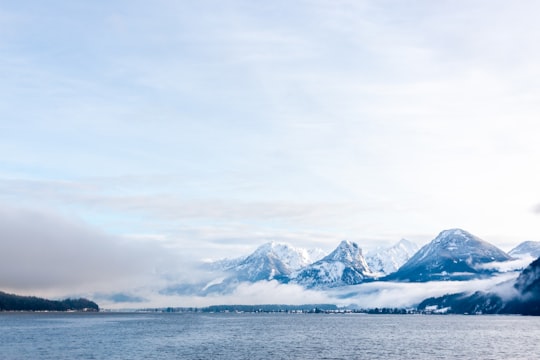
[166,229,516,297]
[206,241,325,283]
[387,229,512,282]
[170,241,327,295]
[230,242,325,282]
[291,240,375,288]
[365,239,419,275]
[509,241,540,259]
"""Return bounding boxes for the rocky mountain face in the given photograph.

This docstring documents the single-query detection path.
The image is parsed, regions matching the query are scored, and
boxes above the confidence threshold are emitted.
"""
[365,239,419,275]
[387,229,512,282]
[291,240,375,288]
[417,256,540,315]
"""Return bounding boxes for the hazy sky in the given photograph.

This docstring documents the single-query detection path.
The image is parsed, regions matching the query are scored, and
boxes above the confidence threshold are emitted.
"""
[2,1,540,304]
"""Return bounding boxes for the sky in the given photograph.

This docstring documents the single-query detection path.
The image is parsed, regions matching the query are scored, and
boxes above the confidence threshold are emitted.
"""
[2,0,540,307]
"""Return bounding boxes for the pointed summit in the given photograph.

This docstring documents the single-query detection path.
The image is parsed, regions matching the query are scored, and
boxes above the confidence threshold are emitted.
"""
[291,240,374,288]
[387,228,511,282]
[324,240,365,263]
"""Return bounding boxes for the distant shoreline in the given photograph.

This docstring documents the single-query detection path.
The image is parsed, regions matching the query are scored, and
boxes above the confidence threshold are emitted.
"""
[0,291,99,312]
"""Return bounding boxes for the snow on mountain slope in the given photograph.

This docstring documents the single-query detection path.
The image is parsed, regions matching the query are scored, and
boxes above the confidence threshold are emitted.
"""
[292,240,375,288]
[366,239,419,275]
[171,229,517,296]
[233,242,325,282]
[253,242,326,271]
[509,241,540,259]
[205,256,246,272]
[206,241,326,283]
[388,229,512,282]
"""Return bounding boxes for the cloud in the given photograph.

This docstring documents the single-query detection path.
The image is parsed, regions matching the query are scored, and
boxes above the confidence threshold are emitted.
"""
[0,177,409,253]
[0,205,179,297]
[99,280,336,309]
[325,273,520,308]
[476,257,535,273]
[0,178,381,225]
[215,281,333,306]
[97,272,522,310]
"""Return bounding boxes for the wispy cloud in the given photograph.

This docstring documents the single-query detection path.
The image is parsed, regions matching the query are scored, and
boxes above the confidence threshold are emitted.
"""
[0,177,411,252]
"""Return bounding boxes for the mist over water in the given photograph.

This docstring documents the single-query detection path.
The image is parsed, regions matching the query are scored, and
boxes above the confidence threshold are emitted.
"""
[2,312,540,360]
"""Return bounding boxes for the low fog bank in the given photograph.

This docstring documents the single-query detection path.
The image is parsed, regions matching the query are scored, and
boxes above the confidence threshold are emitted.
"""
[96,273,521,310]
[97,281,336,310]
[326,272,520,309]
[0,206,185,299]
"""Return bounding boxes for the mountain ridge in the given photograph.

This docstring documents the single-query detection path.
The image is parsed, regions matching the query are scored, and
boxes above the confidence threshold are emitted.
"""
[164,228,522,297]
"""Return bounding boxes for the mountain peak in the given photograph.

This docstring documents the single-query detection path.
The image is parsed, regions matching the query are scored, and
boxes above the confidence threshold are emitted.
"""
[241,241,324,277]
[203,241,325,288]
[509,241,540,259]
[388,229,511,282]
[428,228,500,255]
[439,228,469,236]
[433,228,476,244]
[292,240,374,288]
[323,240,363,264]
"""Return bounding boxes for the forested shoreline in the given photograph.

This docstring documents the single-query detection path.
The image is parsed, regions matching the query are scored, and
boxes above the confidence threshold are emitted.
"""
[0,291,99,312]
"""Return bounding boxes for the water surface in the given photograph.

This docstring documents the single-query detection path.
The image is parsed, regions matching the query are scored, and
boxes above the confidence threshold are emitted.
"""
[1,312,539,359]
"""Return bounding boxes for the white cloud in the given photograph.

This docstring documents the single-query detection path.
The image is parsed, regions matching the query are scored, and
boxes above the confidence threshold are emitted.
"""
[476,257,535,273]
[98,280,335,310]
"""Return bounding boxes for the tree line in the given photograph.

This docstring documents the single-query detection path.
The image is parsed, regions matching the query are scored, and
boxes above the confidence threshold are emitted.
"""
[0,291,99,312]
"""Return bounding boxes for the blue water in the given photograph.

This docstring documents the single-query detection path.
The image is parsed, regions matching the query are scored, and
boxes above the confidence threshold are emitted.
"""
[1,312,540,359]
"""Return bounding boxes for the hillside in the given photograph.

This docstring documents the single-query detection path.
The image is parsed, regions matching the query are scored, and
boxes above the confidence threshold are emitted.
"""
[0,291,99,312]
[417,257,540,315]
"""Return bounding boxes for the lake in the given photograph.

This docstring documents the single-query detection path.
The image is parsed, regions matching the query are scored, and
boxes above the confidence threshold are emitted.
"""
[1,312,540,359]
